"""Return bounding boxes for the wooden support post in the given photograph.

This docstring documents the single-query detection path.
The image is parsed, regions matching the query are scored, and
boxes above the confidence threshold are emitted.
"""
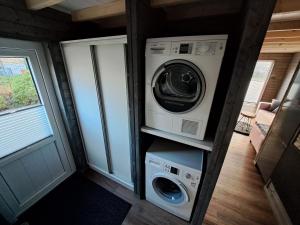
[126,0,164,197]
[126,0,150,197]
[191,0,277,224]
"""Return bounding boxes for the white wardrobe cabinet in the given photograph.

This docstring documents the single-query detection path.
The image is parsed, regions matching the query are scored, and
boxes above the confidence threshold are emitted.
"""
[61,35,133,189]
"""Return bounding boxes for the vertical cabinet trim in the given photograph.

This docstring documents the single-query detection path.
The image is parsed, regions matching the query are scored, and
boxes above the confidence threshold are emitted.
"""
[90,46,113,174]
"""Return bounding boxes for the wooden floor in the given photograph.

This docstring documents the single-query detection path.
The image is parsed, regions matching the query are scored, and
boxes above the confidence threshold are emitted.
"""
[86,133,277,225]
[204,133,277,225]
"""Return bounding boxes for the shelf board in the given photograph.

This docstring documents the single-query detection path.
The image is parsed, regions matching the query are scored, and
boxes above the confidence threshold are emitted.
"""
[141,126,213,151]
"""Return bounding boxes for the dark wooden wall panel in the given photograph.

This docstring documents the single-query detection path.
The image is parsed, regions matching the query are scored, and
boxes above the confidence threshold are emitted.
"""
[47,43,87,171]
[0,0,73,41]
[272,129,300,225]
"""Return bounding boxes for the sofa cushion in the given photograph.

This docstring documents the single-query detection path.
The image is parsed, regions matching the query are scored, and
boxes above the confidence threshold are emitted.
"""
[256,123,270,136]
[256,109,275,126]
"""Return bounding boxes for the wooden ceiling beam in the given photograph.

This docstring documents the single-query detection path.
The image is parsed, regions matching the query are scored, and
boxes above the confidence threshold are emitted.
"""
[71,0,242,22]
[72,0,126,22]
[265,30,300,39]
[25,0,64,10]
[151,0,198,8]
[161,0,242,21]
[271,11,300,22]
[274,0,300,13]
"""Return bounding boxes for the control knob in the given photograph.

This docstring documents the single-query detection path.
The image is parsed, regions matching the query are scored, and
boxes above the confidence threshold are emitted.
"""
[185,173,192,179]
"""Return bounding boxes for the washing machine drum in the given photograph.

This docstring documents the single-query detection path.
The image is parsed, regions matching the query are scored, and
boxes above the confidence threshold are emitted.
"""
[152,60,206,113]
[152,176,189,205]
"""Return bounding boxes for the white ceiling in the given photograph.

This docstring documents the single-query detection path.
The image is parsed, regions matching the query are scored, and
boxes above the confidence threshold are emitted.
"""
[52,0,116,13]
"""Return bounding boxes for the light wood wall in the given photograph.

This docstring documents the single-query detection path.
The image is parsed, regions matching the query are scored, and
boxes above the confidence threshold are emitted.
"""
[277,53,300,100]
[259,53,293,102]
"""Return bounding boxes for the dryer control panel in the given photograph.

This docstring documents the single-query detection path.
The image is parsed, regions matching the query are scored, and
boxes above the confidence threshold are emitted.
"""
[147,40,225,56]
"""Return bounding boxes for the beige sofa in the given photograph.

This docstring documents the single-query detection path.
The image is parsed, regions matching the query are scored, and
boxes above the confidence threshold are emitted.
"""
[249,102,275,154]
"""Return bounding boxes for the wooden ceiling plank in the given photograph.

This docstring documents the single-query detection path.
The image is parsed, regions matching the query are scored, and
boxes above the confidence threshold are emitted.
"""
[265,30,300,39]
[268,20,300,31]
[263,42,300,46]
[274,0,300,13]
[261,42,300,53]
[26,0,64,10]
[72,0,126,22]
[264,37,300,43]
[261,45,300,53]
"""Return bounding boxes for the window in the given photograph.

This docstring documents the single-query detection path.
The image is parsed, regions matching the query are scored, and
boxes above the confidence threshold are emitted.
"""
[244,60,274,103]
[0,55,52,157]
[0,57,40,114]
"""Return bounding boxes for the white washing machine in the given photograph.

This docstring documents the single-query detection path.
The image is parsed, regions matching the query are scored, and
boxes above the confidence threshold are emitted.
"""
[145,35,227,140]
[145,139,204,221]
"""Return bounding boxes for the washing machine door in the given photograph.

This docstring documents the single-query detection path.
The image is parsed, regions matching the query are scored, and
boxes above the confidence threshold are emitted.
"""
[152,174,190,205]
[152,59,206,113]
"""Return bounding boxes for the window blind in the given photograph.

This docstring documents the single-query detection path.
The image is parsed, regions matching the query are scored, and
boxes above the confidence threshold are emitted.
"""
[0,106,53,158]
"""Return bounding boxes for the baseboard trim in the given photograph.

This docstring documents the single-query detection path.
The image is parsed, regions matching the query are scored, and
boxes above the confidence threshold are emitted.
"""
[88,163,134,191]
[264,181,293,225]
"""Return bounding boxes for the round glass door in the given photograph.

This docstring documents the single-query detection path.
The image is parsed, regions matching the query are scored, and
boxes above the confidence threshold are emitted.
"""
[152,177,187,204]
[152,60,205,113]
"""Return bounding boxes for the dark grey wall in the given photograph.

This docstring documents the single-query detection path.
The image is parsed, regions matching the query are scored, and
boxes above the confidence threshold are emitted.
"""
[271,65,300,225]
[0,0,88,171]
[272,139,300,225]
[47,42,87,171]
[0,0,74,41]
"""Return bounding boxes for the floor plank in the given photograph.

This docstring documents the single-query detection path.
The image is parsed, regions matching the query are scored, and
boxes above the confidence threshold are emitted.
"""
[204,133,277,225]
[85,133,277,225]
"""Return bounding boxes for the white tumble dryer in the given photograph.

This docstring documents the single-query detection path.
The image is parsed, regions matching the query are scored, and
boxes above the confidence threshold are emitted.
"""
[145,35,227,140]
[146,138,204,221]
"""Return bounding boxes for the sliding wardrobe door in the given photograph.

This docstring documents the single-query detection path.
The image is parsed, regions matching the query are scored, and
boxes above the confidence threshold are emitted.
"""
[62,36,132,189]
[95,43,132,186]
[62,44,109,173]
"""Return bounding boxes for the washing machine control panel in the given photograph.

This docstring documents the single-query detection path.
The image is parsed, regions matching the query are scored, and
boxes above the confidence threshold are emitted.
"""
[164,164,179,175]
[164,163,201,188]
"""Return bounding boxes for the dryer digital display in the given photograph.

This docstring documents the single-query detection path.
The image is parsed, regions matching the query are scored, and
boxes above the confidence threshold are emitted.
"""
[170,167,179,175]
[179,43,192,54]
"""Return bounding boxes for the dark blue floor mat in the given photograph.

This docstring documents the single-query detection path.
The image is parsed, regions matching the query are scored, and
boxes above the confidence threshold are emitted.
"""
[17,175,131,225]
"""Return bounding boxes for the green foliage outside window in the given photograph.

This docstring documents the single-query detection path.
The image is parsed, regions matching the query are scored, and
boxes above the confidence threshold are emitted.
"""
[0,72,40,112]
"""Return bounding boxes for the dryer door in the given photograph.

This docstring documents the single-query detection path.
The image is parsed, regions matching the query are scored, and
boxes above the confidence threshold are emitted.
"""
[152,174,189,205]
[152,59,205,113]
